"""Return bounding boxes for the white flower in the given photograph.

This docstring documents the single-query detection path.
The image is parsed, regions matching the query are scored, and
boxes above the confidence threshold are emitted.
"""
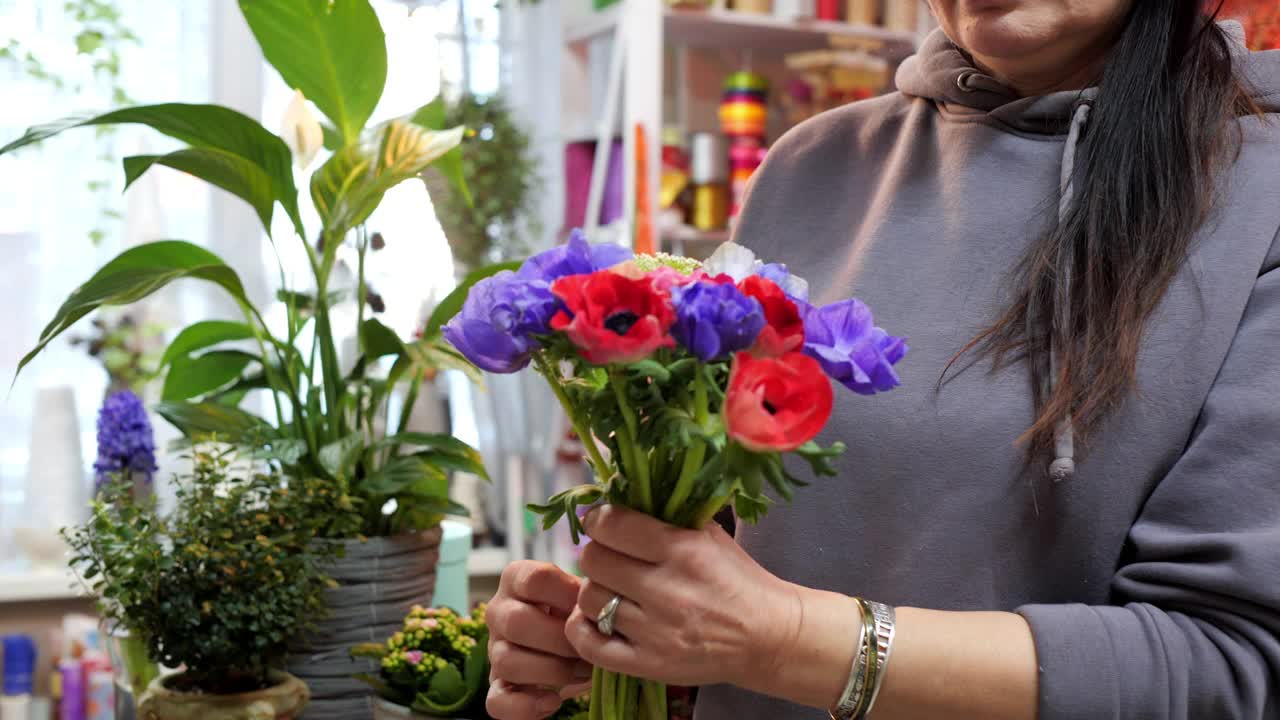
[280,89,323,170]
[701,241,761,282]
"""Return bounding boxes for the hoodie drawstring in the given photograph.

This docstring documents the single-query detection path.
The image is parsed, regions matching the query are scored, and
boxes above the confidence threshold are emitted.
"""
[1048,101,1091,482]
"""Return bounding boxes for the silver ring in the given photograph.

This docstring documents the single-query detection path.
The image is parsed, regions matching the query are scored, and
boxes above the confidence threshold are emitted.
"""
[596,595,622,636]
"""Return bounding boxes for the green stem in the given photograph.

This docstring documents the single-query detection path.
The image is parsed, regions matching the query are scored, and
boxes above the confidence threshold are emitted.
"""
[640,680,666,720]
[610,368,652,512]
[664,364,708,522]
[590,666,605,720]
[354,226,369,438]
[601,670,619,720]
[535,354,610,481]
[618,674,636,720]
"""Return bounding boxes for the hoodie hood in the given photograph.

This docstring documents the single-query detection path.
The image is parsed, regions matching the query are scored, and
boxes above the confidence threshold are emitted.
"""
[896,21,1280,134]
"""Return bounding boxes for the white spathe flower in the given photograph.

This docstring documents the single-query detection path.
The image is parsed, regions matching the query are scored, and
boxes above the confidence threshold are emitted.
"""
[702,241,761,282]
[281,89,323,170]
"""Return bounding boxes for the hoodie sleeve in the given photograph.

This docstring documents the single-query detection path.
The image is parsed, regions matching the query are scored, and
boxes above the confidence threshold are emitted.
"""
[1016,231,1280,720]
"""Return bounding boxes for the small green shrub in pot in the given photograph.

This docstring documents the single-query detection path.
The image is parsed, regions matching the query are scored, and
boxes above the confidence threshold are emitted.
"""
[63,446,338,718]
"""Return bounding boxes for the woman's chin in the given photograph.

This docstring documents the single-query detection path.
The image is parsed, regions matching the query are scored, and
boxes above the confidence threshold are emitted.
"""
[955,14,1055,60]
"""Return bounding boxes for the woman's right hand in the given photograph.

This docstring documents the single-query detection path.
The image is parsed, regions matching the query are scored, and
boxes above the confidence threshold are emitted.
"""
[486,560,595,719]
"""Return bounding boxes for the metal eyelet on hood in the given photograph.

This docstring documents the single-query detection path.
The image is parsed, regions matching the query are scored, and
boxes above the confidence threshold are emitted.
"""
[955,71,977,92]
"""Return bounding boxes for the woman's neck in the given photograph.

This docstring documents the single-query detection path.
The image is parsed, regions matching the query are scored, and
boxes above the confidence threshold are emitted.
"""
[967,29,1121,97]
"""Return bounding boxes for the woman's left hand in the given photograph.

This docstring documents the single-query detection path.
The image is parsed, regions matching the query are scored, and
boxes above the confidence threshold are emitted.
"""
[565,504,802,689]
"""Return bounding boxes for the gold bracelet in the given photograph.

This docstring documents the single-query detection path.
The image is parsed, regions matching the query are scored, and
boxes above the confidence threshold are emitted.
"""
[854,597,880,720]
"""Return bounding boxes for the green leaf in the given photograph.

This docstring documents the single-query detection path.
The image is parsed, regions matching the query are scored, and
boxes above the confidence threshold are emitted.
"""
[424,259,522,338]
[432,145,471,205]
[359,317,404,359]
[406,97,446,130]
[461,642,488,697]
[0,104,300,234]
[627,359,671,383]
[423,664,467,706]
[318,433,365,480]
[246,438,308,465]
[125,148,277,234]
[412,450,489,481]
[793,441,847,477]
[362,455,447,497]
[311,121,465,236]
[377,433,487,480]
[162,350,257,402]
[159,320,256,368]
[155,401,275,443]
[239,0,387,143]
[16,241,250,382]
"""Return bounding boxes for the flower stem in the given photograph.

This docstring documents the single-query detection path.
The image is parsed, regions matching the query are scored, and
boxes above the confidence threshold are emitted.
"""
[663,364,708,523]
[618,674,636,720]
[590,666,605,720]
[641,680,667,720]
[601,670,619,720]
[610,368,652,513]
[535,354,610,482]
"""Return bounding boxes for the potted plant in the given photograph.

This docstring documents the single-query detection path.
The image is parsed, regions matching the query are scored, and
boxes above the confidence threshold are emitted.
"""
[426,93,542,274]
[3,1,494,713]
[63,446,339,720]
[351,605,588,720]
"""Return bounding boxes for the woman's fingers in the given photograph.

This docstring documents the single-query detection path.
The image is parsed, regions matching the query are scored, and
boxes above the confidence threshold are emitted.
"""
[489,639,595,687]
[499,561,581,613]
[576,579,647,642]
[564,604,651,679]
[486,679,566,720]
[583,505,691,563]
[487,597,580,659]
[577,541,659,603]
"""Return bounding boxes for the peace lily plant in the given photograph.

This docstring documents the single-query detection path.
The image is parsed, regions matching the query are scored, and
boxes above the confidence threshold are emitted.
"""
[3,0,491,538]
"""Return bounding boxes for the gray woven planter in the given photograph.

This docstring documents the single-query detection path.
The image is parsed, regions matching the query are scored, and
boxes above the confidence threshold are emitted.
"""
[289,527,443,720]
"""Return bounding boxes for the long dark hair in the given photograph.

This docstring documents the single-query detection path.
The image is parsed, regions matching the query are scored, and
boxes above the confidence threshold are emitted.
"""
[960,1,1259,461]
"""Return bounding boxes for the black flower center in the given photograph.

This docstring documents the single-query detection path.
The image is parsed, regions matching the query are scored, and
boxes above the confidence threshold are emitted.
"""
[762,400,778,415]
[604,310,640,336]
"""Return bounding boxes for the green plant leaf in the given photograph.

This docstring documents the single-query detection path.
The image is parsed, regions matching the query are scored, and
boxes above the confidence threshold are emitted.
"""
[359,317,404,359]
[162,350,257,402]
[311,121,464,236]
[239,0,387,143]
[246,438,308,465]
[406,97,446,130]
[362,455,447,498]
[16,241,250,383]
[318,433,365,480]
[160,320,257,368]
[0,104,300,234]
[432,145,471,206]
[125,148,277,234]
[423,260,522,339]
[155,401,275,443]
[423,663,466,706]
[377,432,486,479]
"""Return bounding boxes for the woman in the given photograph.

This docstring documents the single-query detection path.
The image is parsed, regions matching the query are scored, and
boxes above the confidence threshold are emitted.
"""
[486,2,1280,718]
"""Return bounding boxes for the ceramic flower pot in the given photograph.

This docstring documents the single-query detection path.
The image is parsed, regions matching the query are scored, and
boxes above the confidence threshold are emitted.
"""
[372,698,472,720]
[288,527,443,719]
[137,670,309,720]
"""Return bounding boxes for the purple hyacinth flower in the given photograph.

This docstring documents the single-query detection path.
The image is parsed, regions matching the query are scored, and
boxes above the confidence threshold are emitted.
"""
[93,390,157,493]
[756,263,810,302]
[515,228,632,283]
[799,299,907,395]
[443,271,558,374]
[671,281,766,363]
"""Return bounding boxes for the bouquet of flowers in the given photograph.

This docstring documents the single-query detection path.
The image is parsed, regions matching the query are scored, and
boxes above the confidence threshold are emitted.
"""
[444,231,906,720]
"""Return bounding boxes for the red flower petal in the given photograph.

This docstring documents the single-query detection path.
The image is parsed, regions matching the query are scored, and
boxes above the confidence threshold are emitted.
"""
[737,276,804,357]
[551,271,676,364]
[724,351,833,452]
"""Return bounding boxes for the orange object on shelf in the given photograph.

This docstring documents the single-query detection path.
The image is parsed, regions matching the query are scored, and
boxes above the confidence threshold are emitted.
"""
[634,123,655,255]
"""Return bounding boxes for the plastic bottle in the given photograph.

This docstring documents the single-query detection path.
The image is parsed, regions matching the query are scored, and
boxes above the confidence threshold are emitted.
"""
[1,635,36,720]
[58,660,85,720]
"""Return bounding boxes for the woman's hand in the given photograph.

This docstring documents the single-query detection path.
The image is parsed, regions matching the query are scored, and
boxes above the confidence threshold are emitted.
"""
[565,505,804,690]
[485,561,595,719]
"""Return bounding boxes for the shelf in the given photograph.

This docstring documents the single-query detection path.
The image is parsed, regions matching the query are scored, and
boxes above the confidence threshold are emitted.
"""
[567,6,917,54]
[0,568,87,603]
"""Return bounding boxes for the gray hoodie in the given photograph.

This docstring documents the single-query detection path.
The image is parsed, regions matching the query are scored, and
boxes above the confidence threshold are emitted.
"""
[695,26,1280,720]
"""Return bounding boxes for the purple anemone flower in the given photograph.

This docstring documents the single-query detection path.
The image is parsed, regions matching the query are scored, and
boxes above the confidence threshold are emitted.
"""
[799,299,907,395]
[671,281,765,363]
[755,263,810,302]
[515,229,632,283]
[443,271,557,374]
[93,390,157,493]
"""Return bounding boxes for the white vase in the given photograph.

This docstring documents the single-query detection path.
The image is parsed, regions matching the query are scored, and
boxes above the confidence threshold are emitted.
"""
[18,386,86,567]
